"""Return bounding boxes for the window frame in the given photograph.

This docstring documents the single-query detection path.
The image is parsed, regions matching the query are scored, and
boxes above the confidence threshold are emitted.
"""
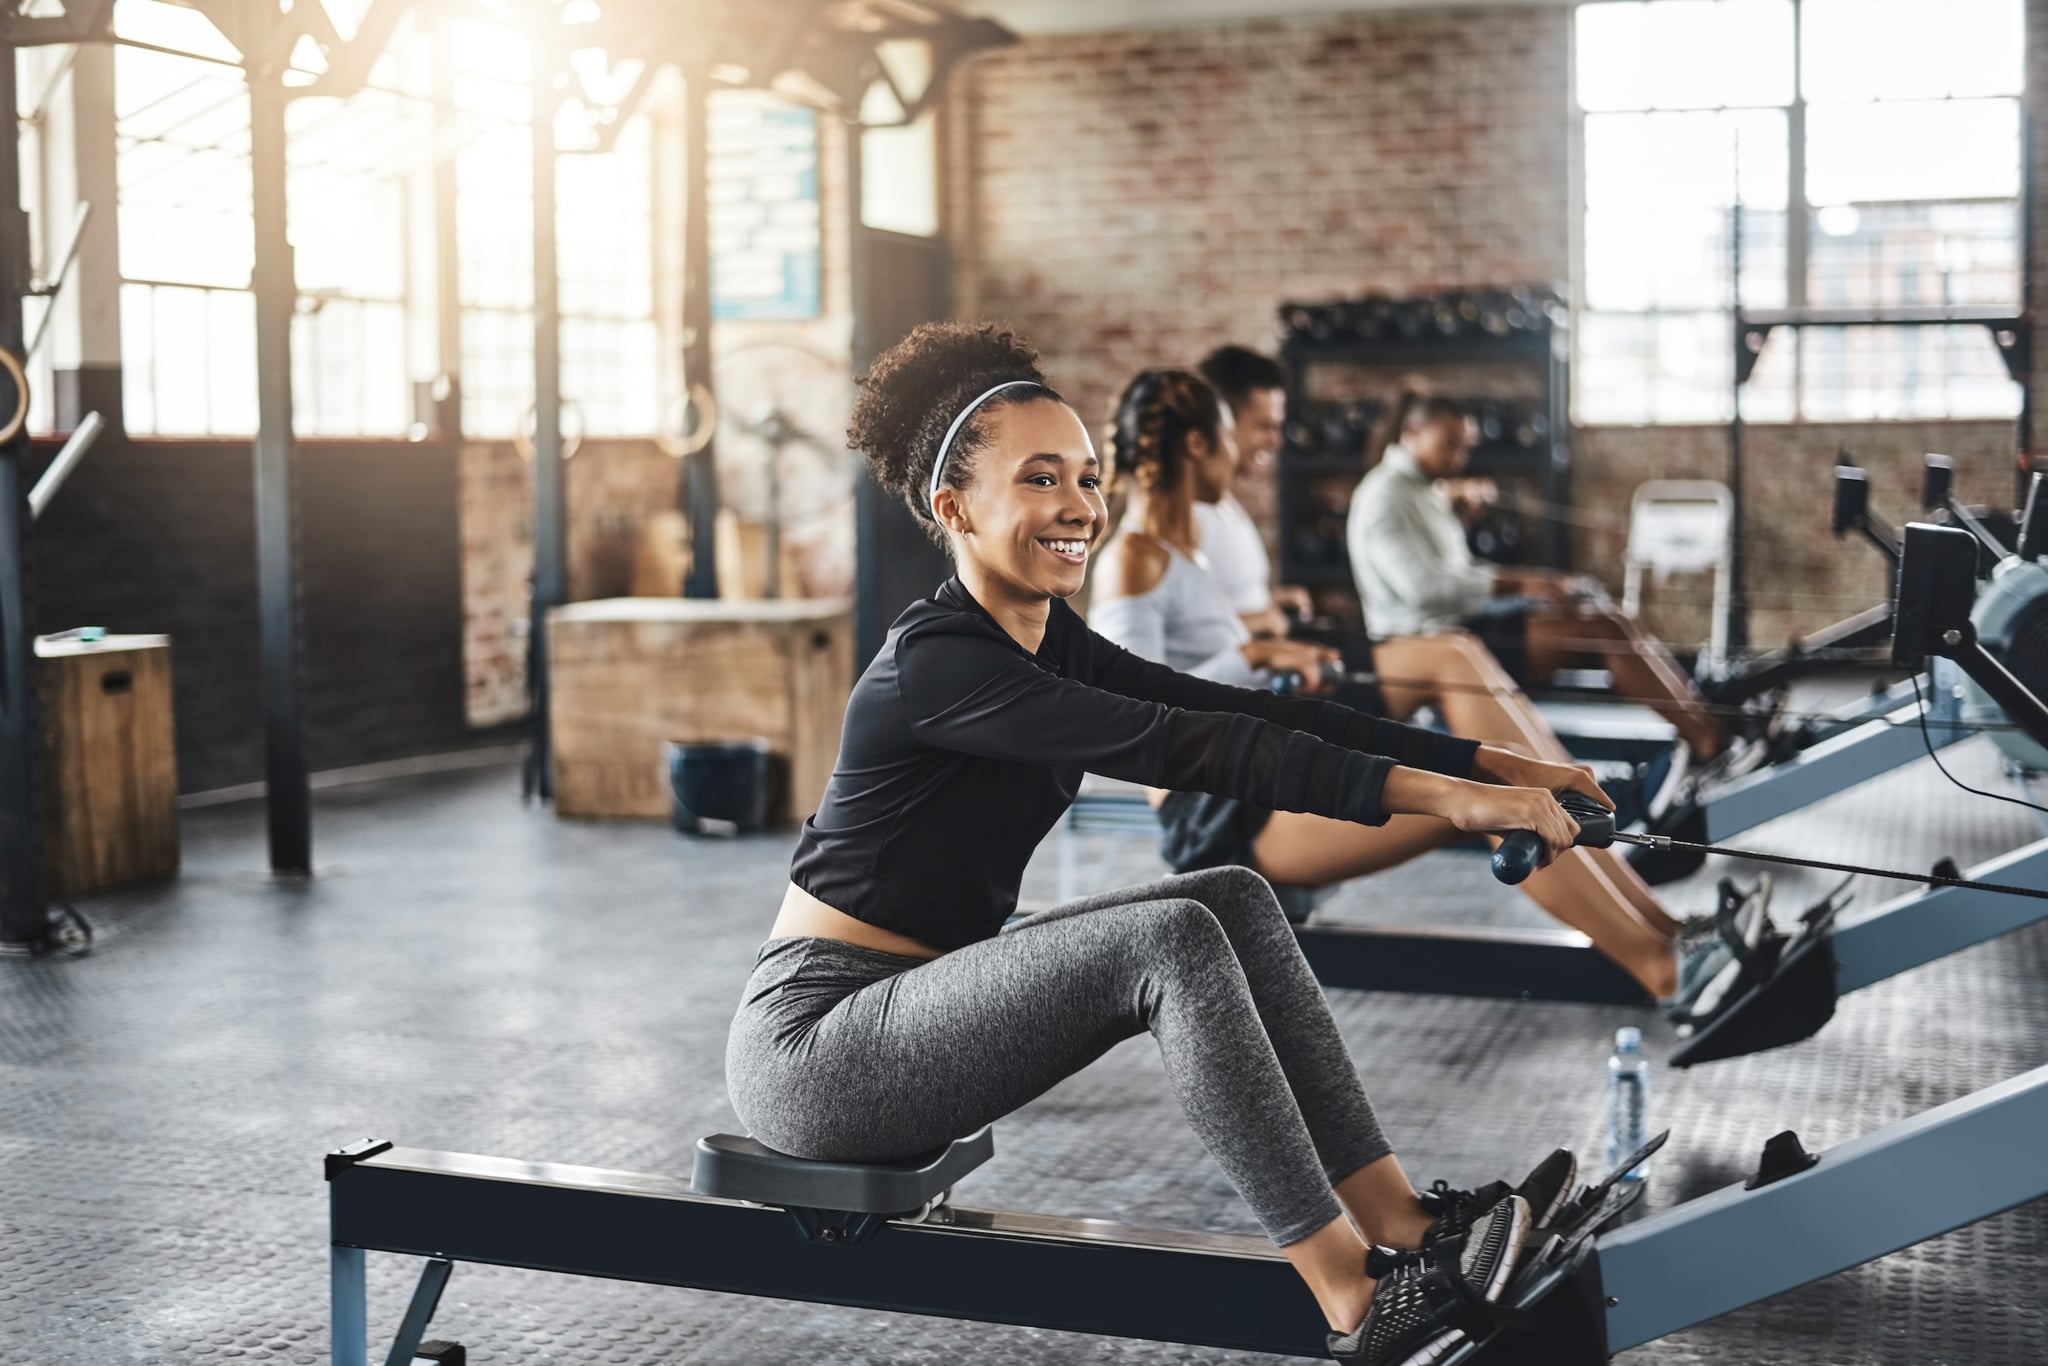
[1570,0,2026,426]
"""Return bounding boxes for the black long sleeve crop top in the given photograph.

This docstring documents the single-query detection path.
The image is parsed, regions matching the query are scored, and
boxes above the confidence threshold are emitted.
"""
[787,578,1480,951]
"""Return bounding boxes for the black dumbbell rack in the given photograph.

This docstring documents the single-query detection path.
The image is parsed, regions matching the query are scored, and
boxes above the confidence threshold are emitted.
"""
[1274,289,1573,622]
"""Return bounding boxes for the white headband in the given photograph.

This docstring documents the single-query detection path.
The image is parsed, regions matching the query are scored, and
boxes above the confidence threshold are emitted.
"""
[928,380,1038,507]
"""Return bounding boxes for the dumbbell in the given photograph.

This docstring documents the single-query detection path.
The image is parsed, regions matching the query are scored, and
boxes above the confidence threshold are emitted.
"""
[1491,793,1616,885]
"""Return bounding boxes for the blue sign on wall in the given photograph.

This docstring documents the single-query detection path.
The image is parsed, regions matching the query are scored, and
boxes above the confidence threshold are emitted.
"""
[708,94,823,321]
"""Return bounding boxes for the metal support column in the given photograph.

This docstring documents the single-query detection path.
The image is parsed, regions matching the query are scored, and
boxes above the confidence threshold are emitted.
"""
[50,39,123,431]
[382,1257,454,1366]
[430,18,462,439]
[526,55,565,801]
[1725,191,1750,657]
[0,41,47,947]
[330,1244,367,1366]
[249,52,312,873]
[680,65,719,599]
[848,105,888,663]
[2020,108,2035,499]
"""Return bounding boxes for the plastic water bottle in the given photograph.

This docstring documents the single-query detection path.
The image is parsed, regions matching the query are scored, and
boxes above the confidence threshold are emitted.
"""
[1605,1027,1650,1182]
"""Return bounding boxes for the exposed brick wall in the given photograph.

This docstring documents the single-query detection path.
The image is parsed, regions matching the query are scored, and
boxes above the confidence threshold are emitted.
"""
[27,436,481,793]
[459,438,686,726]
[950,3,2046,650]
[459,109,866,726]
[1574,422,2016,651]
[948,7,1572,543]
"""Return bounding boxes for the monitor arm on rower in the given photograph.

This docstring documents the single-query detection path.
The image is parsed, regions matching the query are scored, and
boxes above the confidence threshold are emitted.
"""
[1894,520,2048,755]
[1922,454,2016,577]
[1832,464,1901,565]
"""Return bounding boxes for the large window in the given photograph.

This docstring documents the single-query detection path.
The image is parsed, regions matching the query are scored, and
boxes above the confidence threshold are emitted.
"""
[110,0,659,440]
[115,3,257,436]
[1575,0,2024,423]
[453,23,658,440]
[451,21,537,441]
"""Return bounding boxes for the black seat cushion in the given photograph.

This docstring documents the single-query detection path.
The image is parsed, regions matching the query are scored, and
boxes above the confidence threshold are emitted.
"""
[692,1127,994,1214]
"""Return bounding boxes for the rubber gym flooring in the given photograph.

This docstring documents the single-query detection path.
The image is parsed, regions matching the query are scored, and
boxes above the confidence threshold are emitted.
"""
[4,728,2045,1364]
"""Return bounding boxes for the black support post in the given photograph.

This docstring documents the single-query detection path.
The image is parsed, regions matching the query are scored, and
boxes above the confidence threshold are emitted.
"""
[0,40,47,947]
[1725,199,1750,657]
[431,17,462,439]
[680,65,719,599]
[527,55,565,801]
[248,47,312,874]
[847,108,885,664]
[2021,108,2035,502]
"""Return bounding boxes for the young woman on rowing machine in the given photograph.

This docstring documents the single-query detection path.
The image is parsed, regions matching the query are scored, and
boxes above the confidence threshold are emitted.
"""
[1086,368,1768,1018]
[726,323,1582,1365]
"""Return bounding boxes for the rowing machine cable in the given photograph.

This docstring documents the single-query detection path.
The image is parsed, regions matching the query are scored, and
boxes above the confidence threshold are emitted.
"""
[1908,673,2048,818]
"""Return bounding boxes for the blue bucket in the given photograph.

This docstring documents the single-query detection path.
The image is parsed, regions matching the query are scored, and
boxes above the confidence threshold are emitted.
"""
[665,738,773,836]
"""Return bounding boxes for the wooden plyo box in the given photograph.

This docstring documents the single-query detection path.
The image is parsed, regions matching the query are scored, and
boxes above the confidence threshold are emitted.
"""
[547,598,854,823]
[37,634,180,896]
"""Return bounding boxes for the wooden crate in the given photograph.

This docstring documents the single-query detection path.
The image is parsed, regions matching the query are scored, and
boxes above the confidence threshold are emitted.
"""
[37,635,180,896]
[547,598,853,823]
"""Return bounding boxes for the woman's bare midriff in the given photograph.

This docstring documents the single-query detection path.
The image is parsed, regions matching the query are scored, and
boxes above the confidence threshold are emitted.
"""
[768,881,944,961]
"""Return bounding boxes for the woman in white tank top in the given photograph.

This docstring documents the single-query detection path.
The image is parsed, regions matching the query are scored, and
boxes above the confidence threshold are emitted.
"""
[1088,368,1767,1016]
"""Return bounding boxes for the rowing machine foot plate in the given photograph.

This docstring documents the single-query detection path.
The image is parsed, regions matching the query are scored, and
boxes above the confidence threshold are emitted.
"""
[1670,905,1842,1068]
[1435,1133,1669,1366]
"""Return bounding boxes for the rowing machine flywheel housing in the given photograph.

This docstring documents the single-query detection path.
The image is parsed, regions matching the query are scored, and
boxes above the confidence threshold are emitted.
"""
[1962,556,2048,771]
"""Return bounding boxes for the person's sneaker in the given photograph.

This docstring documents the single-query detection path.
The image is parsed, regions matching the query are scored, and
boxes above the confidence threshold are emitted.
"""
[1684,734,1770,799]
[1327,1195,1531,1364]
[1511,1148,1577,1230]
[1639,742,1689,825]
[1418,1149,1577,1240]
[1664,875,1774,1023]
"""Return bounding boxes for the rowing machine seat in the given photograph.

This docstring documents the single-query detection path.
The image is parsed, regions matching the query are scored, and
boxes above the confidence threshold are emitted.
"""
[693,1127,994,1214]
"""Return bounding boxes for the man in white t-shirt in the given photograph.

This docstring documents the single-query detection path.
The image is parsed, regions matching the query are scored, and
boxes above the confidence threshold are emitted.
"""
[1193,345,1312,638]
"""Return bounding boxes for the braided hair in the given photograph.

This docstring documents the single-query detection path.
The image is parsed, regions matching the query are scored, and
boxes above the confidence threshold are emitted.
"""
[846,322,1062,550]
[1104,368,1225,495]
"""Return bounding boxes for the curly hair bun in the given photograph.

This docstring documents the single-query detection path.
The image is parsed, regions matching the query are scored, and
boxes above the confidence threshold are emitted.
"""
[847,322,1058,538]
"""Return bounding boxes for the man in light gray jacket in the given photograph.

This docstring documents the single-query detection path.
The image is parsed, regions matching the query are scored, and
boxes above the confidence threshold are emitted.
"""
[1348,390,1731,766]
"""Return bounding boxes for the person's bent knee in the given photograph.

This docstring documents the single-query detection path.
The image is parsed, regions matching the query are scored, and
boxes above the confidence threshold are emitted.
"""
[1183,863,1279,906]
[1131,897,1231,968]
[1439,631,1508,686]
[1170,865,1287,930]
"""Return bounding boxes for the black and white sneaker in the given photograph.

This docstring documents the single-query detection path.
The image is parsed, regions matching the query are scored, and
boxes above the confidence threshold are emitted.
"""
[1511,1149,1577,1230]
[1418,1148,1577,1240]
[1668,875,1774,1024]
[1327,1194,1531,1364]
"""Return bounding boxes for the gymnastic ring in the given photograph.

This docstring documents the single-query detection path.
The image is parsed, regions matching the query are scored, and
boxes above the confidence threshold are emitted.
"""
[656,382,717,459]
[514,399,586,462]
[0,347,30,445]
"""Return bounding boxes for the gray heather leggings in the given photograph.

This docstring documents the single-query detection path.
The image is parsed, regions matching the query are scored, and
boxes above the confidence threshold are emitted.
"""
[724,866,1391,1246]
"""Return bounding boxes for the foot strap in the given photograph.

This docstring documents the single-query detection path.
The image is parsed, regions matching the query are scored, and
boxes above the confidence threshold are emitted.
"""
[1368,1240,1539,1338]
[1712,877,1770,977]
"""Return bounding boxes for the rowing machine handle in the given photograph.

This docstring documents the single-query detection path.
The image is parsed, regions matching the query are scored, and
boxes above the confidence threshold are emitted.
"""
[1491,794,1617,885]
[1268,669,1374,695]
